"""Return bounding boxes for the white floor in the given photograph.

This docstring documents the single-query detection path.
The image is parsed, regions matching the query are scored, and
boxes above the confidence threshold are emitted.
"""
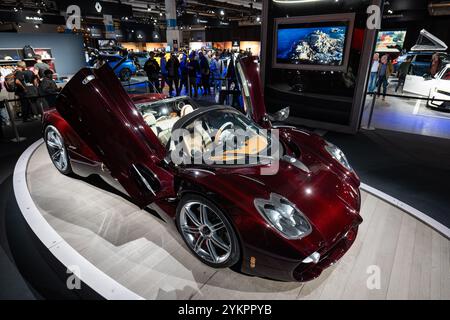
[361,82,450,139]
[25,144,450,300]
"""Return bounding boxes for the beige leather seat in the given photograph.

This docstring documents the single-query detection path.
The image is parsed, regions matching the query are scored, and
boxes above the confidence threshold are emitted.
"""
[143,113,158,136]
[180,104,194,117]
[183,121,212,157]
[156,117,180,146]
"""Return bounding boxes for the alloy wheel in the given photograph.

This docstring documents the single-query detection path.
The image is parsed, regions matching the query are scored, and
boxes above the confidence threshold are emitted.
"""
[45,126,69,173]
[179,201,232,264]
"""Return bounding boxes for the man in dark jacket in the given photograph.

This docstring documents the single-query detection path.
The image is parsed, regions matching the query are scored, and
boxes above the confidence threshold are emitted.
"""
[15,61,39,121]
[395,57,412,93]
[144,52,161,93]
[166,53,180,97]
[199,52,210,96]
[39,69,60,108]
[187,51,200,98]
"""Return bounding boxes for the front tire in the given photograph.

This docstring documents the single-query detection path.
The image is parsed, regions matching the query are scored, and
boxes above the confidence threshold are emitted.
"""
[44,125,72,175]
[176,194,240,268]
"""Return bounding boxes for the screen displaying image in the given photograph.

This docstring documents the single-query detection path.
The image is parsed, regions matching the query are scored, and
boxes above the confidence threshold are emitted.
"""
[375,30,407,53]
[273,14,355,72]
[276,23,348,67]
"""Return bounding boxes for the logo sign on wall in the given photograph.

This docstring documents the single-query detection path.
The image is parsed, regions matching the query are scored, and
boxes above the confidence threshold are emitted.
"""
[60,0,132,17]
[66,5,81,29]
[136,30,146,42]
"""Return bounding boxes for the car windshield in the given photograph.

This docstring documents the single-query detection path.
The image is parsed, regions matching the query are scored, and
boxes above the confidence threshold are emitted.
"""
[176,109,275,165]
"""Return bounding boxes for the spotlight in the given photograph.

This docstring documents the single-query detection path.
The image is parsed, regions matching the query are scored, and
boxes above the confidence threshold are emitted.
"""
[147,4,151,11]
[256,16,261,22]
[220,10,225,16]
[34,24,39,29]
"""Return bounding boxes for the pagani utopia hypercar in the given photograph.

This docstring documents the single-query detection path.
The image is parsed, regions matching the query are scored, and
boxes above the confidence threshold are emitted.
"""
[42,56,362,282]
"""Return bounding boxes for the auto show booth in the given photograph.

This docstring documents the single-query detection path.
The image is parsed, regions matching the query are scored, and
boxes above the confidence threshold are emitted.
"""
[260,0,381,133]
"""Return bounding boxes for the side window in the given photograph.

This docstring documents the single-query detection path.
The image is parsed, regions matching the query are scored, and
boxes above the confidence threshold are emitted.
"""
[415,55,432,63]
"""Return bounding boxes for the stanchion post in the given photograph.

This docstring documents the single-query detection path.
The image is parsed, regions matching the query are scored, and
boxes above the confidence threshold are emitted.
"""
[362,93,377,131]
[4,99,26,142]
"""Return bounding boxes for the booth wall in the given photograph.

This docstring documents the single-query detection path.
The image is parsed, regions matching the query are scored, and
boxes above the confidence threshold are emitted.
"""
[0,33,85,77]
[261,0,378,133]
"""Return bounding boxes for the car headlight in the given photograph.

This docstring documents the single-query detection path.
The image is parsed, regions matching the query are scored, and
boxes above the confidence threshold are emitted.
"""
[324,141,352,172]
[254,193,312,239]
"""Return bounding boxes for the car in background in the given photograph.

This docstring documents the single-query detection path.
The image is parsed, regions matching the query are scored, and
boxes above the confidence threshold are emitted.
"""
[129,52,149,70]
[393,51,450,76]
[403,63,450,111]
[89,54,137,81]
[427,64,450,111]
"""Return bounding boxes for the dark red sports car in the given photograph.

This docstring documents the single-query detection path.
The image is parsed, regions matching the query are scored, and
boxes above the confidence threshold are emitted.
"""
[42,56,362,282]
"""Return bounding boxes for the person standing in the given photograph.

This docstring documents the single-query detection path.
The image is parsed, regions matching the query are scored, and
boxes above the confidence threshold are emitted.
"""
[368,53,379,93]
[33,54,50,79]
[160,53,168,92]
[430,53,441,77]
[166,53,180,97]
[199,52,210,96]
[209,54,221,94]
[144,52,161,93]
[395,56,412,93]
[39,69,60,108]
[179,53,188,95]
[377,55,393,101]
[15,61,39,121]
[188,51,200,98]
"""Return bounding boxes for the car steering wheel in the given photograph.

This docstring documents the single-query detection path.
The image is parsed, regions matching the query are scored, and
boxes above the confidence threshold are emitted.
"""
[215,122,234,143]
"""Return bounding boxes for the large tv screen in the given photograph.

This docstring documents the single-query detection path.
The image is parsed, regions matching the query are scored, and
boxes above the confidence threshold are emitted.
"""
[375,30,407,53]
[273,13,355,72]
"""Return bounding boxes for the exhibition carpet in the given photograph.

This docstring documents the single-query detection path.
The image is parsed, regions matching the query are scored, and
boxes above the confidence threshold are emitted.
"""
[326,129,450,228]
[0,120,42,299]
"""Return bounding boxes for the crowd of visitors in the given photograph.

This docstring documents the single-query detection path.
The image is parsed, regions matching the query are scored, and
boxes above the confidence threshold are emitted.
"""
[141,48,251,97]
[368,52,443,98]
[0,55,60,126]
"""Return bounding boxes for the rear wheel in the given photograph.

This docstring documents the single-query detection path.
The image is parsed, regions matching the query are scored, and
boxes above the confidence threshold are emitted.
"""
[176,194,240,268]
[119,68,132,82]
[44,125,72,175]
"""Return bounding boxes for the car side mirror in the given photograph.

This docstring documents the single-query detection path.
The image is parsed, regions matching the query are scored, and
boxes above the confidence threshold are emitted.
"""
[423,74,433,80]
[268,107,290,122]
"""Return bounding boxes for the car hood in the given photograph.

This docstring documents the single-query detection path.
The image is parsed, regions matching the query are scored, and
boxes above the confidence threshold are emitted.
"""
[209,128,361,246]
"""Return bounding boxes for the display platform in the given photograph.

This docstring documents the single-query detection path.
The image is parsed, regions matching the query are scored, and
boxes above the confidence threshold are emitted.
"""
[14,140,450,300]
